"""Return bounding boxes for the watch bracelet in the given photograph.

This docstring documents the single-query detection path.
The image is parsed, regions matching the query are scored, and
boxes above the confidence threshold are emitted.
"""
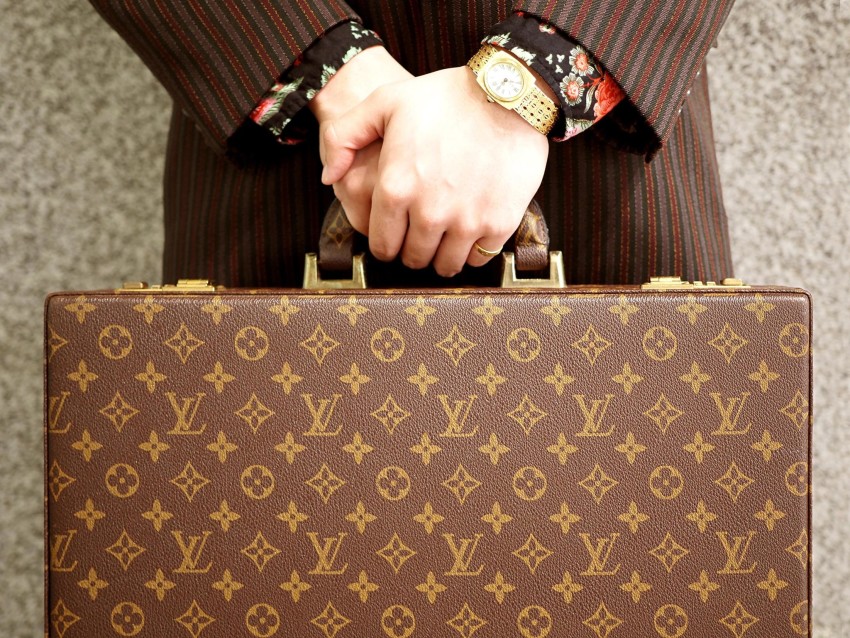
[467,44,494,75]
[517,90,560,135]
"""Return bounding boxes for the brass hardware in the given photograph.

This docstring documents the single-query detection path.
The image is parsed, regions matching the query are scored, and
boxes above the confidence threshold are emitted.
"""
[302,253,368,290]
[501,251,566,289]
[117,279,219,293]
[641,276,749,291]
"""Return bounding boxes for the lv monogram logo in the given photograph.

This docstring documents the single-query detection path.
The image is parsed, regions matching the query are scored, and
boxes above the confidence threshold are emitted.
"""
[579,532,621,576]
[171,531,213,574]
[438,395,479,438]
[443,533,485,576]
[302,394,343,437]
[710,392,752,435]
[574,394,615,437]
[50,529,78,572]
[165,392,207,435]
[307,532,348,575]
[48,391,72,434]
[716,531,758,574]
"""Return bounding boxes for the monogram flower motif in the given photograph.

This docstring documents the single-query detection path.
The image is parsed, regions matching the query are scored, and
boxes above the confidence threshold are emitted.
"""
[649,465,684,500]
[235,326,270,361]
[513,466,548,501]
[240,465,275,499]
[376,465,411,501]
[175,601,215,638]
[620,571,652,604]
[371,327,406,363]
[245,603,280,637]
[484,571,515,604]
[413,502,444,534]
[506,328,541,362]
[110,602,144,636]
[381,605,415,638]
[415,571,447,604]
[778,323,809,357]
[71,429,102,462]
[654,604,688,638]
[105,463,139,498]
[688,569,720,603]
[211,569,242,602]
[685,500,717,533]
[144,568,176,602]
[74,497,106,531]
[345,501,377,535]
[348,570,379,604]
[141,499,173,532]
[518,605,552,638]
[643,326,678,362]
[279,570,311,603]
[97,324,133,359]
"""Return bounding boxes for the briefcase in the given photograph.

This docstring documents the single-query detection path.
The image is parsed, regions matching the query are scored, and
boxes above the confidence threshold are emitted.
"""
[45,207,811,638]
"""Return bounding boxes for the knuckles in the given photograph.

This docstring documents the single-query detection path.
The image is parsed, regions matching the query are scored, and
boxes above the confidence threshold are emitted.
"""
[369,237,399,262]
[374,179,413,209]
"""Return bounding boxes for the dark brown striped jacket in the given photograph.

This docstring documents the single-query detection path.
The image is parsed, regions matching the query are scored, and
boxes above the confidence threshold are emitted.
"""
[89,0,735,287]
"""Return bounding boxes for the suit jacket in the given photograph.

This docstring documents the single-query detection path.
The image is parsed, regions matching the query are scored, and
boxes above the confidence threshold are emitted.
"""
[89,0,735,287]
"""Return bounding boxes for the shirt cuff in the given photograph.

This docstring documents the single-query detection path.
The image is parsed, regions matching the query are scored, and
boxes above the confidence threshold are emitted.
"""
[249,21,383,145]
[482,12,625,141]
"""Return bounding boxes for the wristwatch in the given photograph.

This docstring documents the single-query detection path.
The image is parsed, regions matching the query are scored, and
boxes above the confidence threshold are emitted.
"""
[467,44,559,135]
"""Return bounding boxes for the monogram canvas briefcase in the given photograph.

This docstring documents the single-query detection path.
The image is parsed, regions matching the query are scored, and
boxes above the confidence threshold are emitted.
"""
[45,213,812,637]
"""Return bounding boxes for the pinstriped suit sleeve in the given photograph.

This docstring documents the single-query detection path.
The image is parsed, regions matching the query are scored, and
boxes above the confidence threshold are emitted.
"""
[88,0,362,152]
[514,0,735,155]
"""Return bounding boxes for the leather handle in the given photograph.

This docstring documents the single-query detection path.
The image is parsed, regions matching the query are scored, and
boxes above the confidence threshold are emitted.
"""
[318,198,550,273]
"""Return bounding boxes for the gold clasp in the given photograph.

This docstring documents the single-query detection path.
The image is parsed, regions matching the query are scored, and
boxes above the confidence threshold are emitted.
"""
[117,279,219,293]
[302,253,367,290]
[501,251,566,289]
[641,276,749,290]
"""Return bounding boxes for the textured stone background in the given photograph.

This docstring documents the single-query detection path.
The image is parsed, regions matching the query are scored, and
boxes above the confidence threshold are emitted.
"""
[1,1,847,636]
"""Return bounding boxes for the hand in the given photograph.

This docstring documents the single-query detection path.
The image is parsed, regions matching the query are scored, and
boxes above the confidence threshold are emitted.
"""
[321,65,550,276]
[309,47,412,235]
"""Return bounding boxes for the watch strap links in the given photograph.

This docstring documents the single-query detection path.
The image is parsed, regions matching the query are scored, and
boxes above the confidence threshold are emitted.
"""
[517,90,560,136]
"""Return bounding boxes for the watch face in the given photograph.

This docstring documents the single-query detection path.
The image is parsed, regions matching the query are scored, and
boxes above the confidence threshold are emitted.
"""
[485,61,524,100]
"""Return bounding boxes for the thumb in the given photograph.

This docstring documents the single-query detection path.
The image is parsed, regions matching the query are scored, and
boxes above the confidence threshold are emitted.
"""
[321,96,387,185]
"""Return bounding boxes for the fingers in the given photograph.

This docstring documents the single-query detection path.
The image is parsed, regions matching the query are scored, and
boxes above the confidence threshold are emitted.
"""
[367,175,410,262]
[430,218,515,277]
[466,236,506,267]
[431,232,476,278]
[398,207,445,270]
[333,140,382,236]
[321,91,389,185]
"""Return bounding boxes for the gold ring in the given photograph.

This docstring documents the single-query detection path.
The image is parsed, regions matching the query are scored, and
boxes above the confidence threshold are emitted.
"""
[473,242,502,257]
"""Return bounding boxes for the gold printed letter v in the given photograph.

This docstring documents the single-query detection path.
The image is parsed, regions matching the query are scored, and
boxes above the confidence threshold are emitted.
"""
[166,392,207,435]
[302,394,342,436]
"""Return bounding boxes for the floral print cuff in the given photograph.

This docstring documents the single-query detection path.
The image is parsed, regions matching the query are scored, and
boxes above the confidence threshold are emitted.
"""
[483,12,625,141]
[249,21,383,145]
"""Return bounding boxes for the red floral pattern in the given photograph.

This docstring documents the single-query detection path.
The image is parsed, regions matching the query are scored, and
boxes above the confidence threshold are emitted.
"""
[486,13,626,141]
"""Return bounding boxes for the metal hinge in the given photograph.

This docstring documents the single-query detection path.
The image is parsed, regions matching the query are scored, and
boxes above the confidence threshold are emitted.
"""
[641,276,749,291]
[117,279,219,293]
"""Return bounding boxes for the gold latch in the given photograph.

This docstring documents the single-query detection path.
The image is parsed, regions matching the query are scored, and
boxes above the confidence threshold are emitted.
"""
[501,251,566,289]
[641,276,749,290]
[117,279,219,293]
[302,254,367,290]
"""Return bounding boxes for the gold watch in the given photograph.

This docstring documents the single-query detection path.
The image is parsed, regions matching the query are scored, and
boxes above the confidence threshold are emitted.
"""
[467,44,559,135]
